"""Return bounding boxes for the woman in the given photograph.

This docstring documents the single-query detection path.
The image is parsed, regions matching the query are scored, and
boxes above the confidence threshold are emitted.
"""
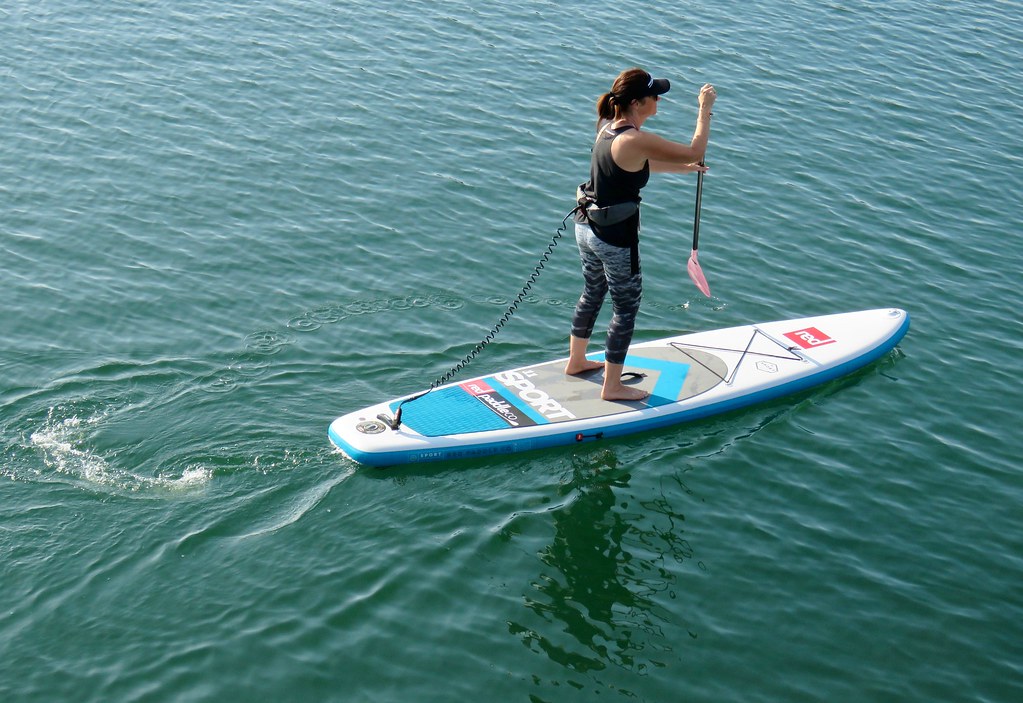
[567,68,716,401]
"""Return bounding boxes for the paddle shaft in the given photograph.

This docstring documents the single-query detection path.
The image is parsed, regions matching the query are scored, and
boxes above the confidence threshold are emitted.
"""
[692,165,705,250]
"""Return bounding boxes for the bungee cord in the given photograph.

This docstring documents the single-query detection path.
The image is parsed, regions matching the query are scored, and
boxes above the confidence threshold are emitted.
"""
[379,207,580,430]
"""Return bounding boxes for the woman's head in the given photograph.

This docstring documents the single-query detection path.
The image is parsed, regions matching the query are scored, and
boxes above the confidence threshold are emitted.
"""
[596,68,671,125]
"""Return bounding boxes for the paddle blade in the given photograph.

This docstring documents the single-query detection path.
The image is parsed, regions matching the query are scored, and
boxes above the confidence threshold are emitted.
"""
[687,249,711,297]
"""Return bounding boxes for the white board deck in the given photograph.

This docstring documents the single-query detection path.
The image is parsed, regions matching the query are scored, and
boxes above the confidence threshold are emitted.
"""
[328,308,909,466]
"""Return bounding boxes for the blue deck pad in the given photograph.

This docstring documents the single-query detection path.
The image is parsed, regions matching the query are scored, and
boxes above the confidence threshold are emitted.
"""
[391,385,511,437]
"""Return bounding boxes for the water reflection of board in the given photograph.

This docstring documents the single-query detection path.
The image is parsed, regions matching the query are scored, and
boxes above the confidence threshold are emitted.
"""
[328,309,910,467]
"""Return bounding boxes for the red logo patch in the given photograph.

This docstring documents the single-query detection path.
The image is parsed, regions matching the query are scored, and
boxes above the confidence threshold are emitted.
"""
[783,327,836,349]
[460,379,496,396]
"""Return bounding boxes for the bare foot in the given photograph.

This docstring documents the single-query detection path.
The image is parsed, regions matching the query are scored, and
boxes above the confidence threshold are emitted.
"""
[565,359,604,375]
[602,386,650,402]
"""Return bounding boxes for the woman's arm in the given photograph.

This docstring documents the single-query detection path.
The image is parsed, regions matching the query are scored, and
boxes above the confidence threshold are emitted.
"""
[613,84,716,170]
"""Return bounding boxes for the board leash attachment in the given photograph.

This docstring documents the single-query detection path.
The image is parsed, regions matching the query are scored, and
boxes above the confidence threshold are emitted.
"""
[381,207,581,430]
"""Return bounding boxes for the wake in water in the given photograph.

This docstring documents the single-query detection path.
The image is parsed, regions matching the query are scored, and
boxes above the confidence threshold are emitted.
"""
[27,406,211,494]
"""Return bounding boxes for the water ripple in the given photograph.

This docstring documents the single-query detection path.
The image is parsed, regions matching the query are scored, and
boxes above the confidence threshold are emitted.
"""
[3,1,1023,702]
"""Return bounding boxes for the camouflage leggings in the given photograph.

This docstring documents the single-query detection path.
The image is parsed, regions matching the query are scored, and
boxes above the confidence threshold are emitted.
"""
[569,222,642,365]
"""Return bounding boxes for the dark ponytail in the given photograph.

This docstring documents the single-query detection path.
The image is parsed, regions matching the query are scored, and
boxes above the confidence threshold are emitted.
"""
[594,67,652,130]
[596,92,616,126]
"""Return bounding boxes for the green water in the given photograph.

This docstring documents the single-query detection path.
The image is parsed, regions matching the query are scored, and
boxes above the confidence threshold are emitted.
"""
[2,1,1021,701]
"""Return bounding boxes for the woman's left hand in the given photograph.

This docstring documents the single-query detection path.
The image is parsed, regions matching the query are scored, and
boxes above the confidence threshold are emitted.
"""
[649,161,709,174]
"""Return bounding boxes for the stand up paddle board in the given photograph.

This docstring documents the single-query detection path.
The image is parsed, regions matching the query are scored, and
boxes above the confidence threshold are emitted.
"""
[328,308,909,467]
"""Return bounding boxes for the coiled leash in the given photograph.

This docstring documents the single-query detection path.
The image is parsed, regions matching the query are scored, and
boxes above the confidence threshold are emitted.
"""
[379,207,582,430]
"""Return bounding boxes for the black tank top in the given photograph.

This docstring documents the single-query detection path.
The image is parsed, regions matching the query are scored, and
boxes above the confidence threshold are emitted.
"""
[574,123,650,247]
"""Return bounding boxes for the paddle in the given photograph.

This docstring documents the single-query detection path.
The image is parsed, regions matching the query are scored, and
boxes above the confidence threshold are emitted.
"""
[687,163,711,297]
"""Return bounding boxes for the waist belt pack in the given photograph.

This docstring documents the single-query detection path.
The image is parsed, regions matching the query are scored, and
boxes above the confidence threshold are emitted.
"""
[585,201,639,226]
[576,185,639,226]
